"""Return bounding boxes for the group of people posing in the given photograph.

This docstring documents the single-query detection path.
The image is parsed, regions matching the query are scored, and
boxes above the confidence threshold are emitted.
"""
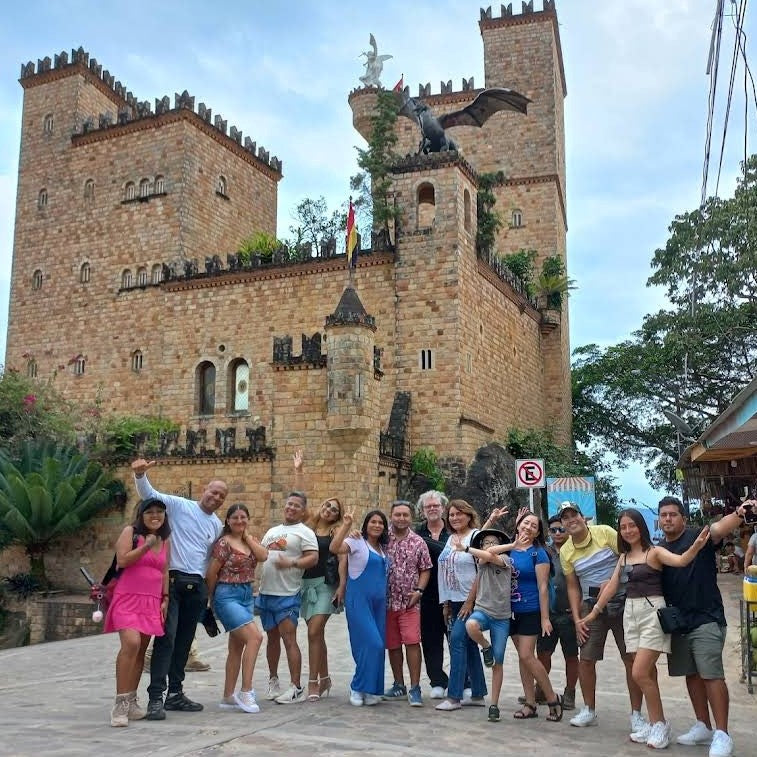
[103,455,749,757]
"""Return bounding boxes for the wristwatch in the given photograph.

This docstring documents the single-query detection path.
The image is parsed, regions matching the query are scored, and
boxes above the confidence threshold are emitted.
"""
[465,545,470,553]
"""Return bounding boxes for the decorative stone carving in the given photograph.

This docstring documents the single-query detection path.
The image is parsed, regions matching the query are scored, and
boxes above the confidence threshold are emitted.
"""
[229,126,242,144]
[244,137,256,154]
[155,96,170,115]
[198,103,212,122]
[441,80,452,94]
[462,76,475,91]
[359,33,392,88]
[175,90,194,110]
[214,114,227,134]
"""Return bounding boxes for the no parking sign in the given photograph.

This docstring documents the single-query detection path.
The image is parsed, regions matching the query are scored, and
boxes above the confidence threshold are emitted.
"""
[515,459,545,488]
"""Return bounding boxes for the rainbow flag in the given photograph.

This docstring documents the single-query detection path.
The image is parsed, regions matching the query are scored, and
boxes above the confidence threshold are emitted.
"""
[346,199,358,267]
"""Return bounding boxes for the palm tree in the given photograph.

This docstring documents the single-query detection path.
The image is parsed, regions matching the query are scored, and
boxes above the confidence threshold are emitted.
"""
[0,441,116,586]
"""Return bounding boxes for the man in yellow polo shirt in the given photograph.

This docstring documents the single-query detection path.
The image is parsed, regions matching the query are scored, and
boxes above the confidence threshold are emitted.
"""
[558,502,644,733]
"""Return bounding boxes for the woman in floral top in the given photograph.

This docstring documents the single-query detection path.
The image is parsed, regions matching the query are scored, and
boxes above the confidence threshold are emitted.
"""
[206,503,269,713]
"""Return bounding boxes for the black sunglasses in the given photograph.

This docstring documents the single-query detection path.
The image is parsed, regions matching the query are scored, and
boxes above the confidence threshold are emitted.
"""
[549,526,566,534]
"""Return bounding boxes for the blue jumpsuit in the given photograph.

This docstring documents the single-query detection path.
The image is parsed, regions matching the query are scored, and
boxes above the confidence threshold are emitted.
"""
[346,546,388,695]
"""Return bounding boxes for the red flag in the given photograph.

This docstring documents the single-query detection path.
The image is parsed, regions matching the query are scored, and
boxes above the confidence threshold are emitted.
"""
[393,74,404,92]
[346,200,358,268]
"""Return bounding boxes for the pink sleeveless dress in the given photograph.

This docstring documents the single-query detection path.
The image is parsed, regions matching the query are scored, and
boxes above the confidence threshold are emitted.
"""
[104,536,167,636]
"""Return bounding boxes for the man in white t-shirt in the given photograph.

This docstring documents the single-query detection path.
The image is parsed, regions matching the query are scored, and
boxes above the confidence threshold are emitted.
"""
[132,458,226,721]
[256,490,318,705]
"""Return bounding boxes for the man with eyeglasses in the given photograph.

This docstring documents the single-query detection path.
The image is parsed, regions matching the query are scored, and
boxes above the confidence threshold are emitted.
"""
[559,501,645,733]
[657,495,751,757]
[534,514,579,709]
[414,490,450,699]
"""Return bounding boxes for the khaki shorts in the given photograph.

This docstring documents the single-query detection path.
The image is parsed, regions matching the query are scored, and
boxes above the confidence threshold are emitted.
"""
[667,622,726,679]
[580,600,627,662]
[624,595,670,654]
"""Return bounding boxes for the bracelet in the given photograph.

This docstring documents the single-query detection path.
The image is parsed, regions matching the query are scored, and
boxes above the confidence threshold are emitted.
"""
[414,587,424,594]
[465,545,470,553]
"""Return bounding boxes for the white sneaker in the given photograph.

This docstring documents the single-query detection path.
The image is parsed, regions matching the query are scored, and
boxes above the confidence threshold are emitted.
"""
[708,730,734,757]
[218,696,241,711]
[631,710,649,734]
[430,686,446,699]
[233,690,260,713]
[630,723,652,743]
[265,676,282,700]
[349,690,364,707]
[570,706,598,727]
[274,684,306,704]
[363,693,381,706]
[462,687,472,702]
[677,721,714,746]
[647,721,672,750]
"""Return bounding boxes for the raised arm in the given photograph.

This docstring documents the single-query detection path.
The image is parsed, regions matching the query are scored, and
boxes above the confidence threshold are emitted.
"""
[455,541,510,565]
[481,506,509,530]
[243,532,269,563]
[330,509,355,555]
[654,526,711,567]
[293,449,305,493]
[709,503,749,545]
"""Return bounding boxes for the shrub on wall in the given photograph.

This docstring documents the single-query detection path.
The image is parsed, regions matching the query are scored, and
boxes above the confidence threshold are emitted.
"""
[411,446,445,492]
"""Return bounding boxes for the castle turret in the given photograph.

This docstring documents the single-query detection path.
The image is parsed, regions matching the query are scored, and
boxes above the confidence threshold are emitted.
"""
[324,285,377,436]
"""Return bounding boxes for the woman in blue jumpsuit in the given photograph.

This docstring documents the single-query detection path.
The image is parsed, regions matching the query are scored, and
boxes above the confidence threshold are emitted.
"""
[330,508,389,706]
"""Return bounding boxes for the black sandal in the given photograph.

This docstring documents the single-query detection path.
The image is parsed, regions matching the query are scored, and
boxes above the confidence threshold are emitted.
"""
[546,694,563,722]
[513,703,538,719]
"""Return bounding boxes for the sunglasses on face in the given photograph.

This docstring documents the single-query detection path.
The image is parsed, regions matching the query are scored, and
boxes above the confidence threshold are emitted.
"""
[549,527,566,534]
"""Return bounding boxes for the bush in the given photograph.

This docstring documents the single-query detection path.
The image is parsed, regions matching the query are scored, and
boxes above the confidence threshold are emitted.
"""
[411,447,445,492]
[2,573,43,599]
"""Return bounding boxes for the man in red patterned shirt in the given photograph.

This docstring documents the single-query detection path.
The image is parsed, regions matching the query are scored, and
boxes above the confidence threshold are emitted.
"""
[383,500,433,706]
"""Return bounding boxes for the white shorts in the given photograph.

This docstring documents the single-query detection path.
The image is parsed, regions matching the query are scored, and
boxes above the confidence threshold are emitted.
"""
[623,595,670,654]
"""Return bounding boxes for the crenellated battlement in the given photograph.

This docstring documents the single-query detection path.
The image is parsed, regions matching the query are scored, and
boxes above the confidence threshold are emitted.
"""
[348,76,479,106]
[19,47,282,175]
[479,0,556,24]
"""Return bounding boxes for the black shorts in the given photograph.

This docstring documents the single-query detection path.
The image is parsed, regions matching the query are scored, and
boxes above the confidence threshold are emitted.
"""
[510,610,542,637]
[537,611,579,658]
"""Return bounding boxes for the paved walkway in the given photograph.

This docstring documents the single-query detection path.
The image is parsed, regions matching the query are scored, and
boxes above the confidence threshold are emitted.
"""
[0,574,752,757]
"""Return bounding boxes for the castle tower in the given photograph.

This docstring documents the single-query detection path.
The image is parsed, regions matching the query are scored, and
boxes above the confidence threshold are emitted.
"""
[324,285,377,436]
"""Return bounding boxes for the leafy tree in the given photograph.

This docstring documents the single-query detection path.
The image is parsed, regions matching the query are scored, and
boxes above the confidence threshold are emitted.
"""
[288,196,346,252]
[506,427,621,525]
[351,89,400,237]
[0,441,116,586]
[476,171,505,255]
[572,155,757,489]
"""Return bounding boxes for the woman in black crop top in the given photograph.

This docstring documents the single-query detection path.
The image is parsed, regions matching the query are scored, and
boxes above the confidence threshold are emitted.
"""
[584,509,710,750]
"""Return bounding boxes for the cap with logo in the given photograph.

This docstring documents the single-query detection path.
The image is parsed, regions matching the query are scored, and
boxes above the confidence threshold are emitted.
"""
[557,501,582,517]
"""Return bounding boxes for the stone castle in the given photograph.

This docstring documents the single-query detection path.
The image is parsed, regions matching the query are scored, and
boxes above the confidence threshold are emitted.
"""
[4,1,570,584]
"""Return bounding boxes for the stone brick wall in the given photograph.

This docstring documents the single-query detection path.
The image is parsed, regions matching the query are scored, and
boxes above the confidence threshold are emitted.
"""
[2,593,101,645]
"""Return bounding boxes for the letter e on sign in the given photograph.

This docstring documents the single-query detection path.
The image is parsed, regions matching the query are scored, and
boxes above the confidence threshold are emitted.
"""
[515,459,545,489]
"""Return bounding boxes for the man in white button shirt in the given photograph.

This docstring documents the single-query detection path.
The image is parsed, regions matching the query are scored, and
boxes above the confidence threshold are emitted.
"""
[131,458,226,720]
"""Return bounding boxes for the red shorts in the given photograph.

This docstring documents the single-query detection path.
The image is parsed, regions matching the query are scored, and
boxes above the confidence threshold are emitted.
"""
[386,607,422,649]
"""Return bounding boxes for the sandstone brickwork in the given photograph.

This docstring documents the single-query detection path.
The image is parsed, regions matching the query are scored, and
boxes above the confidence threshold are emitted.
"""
[4,3,572,587]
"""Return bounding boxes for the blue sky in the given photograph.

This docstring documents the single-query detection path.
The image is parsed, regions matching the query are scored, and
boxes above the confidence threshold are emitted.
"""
[0,1,754,509]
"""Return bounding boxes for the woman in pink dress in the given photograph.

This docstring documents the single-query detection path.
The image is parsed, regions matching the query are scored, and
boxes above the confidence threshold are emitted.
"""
[105,497,171,727]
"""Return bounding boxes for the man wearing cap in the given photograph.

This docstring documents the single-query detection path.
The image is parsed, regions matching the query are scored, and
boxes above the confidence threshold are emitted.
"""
[383,500,432,706]
[131,458,227,720]
[558,501,645,732]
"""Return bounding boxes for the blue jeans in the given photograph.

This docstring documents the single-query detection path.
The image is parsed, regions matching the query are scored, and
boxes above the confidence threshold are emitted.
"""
[447,601,487,700]
[468,610,510,664]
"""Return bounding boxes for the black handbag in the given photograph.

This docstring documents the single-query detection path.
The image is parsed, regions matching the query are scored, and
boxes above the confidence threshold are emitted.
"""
[657,605,687,634]
[201,606,221,637]
[324,553,340,587]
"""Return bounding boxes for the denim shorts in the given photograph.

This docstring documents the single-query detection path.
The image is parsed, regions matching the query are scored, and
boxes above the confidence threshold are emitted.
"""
[468,610,510,664]
[213,582,255,632]
[255,592,301,631]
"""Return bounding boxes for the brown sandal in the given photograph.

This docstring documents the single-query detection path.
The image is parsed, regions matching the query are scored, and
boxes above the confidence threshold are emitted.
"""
[546,694,563,722]
[514,703,538,719]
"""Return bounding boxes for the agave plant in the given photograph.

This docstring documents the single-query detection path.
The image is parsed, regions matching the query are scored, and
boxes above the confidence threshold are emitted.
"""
[0,441,116,586]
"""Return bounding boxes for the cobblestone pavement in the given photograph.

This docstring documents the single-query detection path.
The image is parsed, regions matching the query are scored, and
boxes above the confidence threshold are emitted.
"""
[0,574,752,757]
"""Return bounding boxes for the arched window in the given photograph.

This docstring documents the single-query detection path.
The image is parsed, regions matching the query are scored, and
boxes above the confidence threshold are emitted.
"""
[32,269,43,290]
[43,113,54,135]
[73,356,86,376]
[151,263,163,284]
[136,267,148,287]
[131,350,143,372]
[80,262,91,283]
[417,182,436,228]
[121,269,133,288]
[511,209,523,228]
[84,179,95,201]
[37,188,48,209]
[463,189,472,232]
[124,182,135,201]
[228,358,249,412]
[27,359,38,378]
[196,361,216,415]
[154,175,165,194]
[139,178,150,198]
[217,175,227,196]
